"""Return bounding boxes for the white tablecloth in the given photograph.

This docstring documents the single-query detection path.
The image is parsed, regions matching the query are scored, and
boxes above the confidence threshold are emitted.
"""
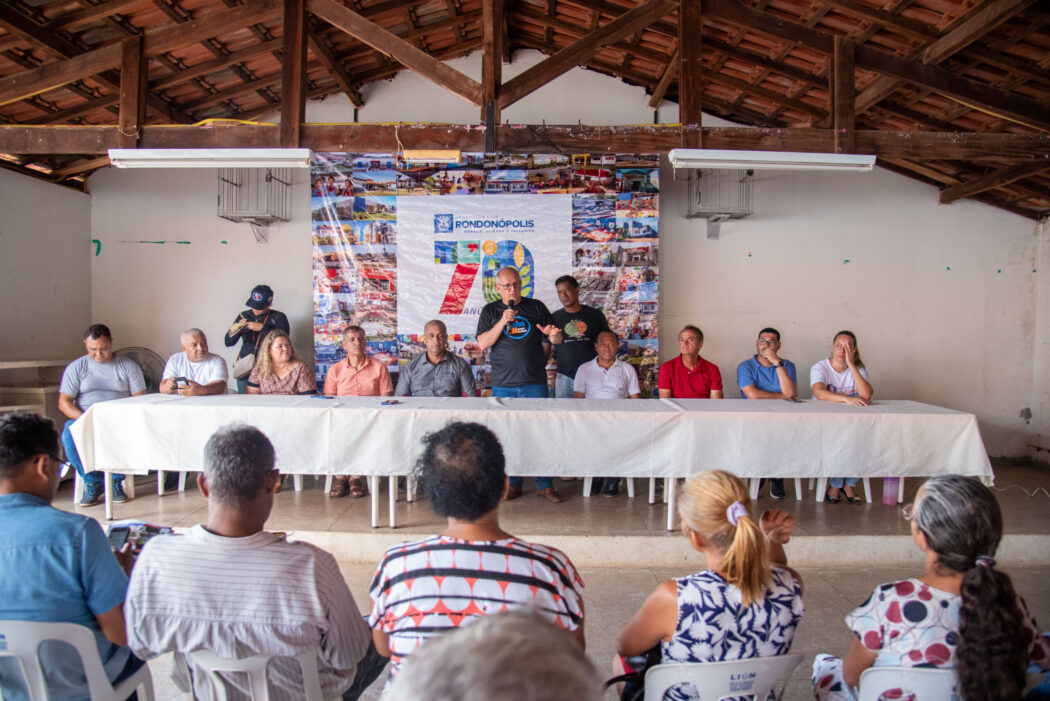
[71,395,992,481]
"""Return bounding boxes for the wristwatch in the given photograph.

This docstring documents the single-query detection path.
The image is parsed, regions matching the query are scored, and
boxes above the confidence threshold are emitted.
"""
[773,362,784,368]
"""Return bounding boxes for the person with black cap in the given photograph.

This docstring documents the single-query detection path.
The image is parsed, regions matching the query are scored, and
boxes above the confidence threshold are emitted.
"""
[224,284,290,394]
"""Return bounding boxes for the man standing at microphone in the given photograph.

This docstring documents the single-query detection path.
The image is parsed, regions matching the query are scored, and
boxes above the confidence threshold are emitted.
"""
[476,266,564,502]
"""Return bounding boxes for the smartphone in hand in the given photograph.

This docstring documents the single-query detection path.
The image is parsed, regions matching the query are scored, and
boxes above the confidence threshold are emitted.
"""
[107,526,130,550]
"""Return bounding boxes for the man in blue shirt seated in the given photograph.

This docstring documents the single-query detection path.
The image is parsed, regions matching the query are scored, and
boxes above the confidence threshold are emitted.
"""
[0,412,141,701]
[736,327,798,500]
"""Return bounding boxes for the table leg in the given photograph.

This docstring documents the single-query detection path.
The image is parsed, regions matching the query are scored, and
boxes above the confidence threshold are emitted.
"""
[583,477,592,498]
[897,477,906,504]
[103,472,112,521]
[407,476,415,502]
[815,477,827,502]
[389,476,396,528]
[626,478,635,498]
[649,478,656,504]
[666,478,677,531]
[794,478,803,500]
[370,476,380,528]
[748,478,760,500]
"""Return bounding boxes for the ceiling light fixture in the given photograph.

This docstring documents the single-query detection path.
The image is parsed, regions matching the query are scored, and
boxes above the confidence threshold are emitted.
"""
[107,148,313,169]
[668,149,876,172]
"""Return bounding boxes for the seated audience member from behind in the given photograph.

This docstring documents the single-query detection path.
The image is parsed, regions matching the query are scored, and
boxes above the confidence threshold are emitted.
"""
[369,422,585,678]
[736,327,798,500]
[125,424,386,700]
[394,320,476,397]
[159,328,228,396]
[0,413,142,701]
[59,323,147,506]
[658,325,723,399]
[552,274,609,399]
[380,611,603,701]
[573,330,640,497]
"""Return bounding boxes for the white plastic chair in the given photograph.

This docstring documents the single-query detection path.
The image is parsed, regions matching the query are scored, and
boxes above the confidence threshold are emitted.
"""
[186,648,324,701]
[0,620,155,701]
[644,653,802,700]
[857,666,958,701]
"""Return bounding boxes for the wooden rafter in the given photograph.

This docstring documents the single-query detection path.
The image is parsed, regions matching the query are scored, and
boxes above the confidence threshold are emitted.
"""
[854,0,1040,116]
[307,0,483,106]
[701,0,1050,133]
[498,0,677,109]
[648,46,677,108]
[308,27,364,109]
[939,162,1050,204]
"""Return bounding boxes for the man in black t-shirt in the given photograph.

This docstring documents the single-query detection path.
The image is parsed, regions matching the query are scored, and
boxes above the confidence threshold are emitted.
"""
[476,267,563,502]
[551,275,610,400]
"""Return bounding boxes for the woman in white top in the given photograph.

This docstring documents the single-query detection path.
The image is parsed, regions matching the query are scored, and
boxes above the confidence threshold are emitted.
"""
[809,330,873,504]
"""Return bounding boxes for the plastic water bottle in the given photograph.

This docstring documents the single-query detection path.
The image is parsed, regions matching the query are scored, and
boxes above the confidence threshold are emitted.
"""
[882,477,900,505]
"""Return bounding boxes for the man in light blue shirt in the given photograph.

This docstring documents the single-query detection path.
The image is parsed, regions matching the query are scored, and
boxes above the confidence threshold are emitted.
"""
[0,413,140,701]
[736,327,797,500]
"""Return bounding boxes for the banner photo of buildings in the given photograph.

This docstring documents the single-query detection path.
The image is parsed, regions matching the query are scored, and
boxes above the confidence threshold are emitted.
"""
[310,153,660,395]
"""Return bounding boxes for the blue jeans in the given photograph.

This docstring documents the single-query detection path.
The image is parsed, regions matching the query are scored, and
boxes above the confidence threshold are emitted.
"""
[829,477,859,488]
[62,419,123,487]
[236,377,249,394]
[554,373,575,399]
[491,384,553,491]
[342,641,388,700]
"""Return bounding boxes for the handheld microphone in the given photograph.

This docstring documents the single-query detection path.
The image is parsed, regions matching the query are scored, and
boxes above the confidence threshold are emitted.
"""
[506,299,517,319]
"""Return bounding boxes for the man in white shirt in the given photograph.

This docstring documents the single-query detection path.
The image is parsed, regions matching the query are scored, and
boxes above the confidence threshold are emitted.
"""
[573,331,640,496]
[126,425,386,700]
[159,328,228,396]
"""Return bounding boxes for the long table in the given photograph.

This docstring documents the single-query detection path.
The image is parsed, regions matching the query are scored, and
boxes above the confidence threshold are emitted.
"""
[71,395,993,527]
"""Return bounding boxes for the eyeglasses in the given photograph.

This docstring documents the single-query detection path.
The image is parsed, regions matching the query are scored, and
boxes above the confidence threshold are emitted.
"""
[756,339,780,345]
[901,502,915,521]
[496,282,521,289]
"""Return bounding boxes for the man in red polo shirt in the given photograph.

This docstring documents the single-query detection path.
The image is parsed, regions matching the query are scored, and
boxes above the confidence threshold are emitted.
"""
[657,325,723,398]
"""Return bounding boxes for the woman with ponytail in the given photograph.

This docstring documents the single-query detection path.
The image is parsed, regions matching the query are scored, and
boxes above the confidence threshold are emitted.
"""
[813,475,1050,700]
[614,470,804,700]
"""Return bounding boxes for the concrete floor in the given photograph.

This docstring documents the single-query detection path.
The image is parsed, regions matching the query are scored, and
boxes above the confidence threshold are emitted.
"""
[54,460,1050,700]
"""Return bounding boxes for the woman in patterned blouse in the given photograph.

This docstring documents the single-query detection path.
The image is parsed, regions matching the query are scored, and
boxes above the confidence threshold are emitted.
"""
[813,475,1050,701]
[614,470,805,700]
[246,329,316,491]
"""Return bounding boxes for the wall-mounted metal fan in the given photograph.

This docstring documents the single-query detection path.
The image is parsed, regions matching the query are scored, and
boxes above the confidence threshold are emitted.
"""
[115,347,165,393]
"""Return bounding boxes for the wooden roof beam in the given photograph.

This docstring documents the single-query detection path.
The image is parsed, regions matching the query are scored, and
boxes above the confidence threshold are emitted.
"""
[701,0,1050,132]
[0,43,121,107]
[482,0,504,126]
[648,46,677,108]
[4,124,1050,162]
[308,28,364,108]
[498,0,677,110]
[46,0,147,33]
[52,155,111,178]
[149,39,283,92]
[678,0,702,147]
[854,0,1040,115]
[308,0,482,106]
[282,0,308,148]
[939,161,1050,204]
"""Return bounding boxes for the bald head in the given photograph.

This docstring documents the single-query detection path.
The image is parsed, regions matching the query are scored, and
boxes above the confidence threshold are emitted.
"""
[495,267,522,304]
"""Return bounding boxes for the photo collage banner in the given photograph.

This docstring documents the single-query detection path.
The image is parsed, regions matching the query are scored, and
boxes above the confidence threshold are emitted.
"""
[311,153,660,395]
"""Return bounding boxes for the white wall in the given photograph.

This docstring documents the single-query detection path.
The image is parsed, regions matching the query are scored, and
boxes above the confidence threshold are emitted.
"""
[87,49,1045,456]
[0,169,92,360]
[89,167,315,367]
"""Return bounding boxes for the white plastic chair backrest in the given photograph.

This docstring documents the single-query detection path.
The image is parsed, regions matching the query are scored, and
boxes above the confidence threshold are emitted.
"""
[857,667,959,701]
[186,648,324,701]
[644,653,803,700]
[0,619,153,701]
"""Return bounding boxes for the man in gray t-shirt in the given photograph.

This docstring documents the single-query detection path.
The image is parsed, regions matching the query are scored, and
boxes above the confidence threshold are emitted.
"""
[59,323,146,506]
